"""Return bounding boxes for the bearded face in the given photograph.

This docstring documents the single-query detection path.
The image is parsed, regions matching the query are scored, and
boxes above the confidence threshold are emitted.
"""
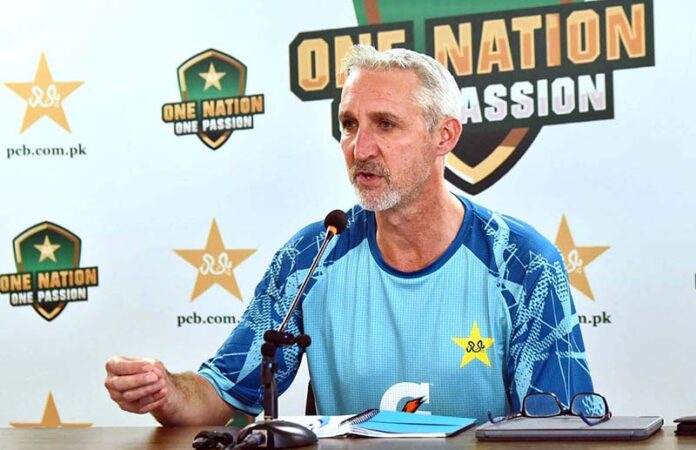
[339,69,438,212]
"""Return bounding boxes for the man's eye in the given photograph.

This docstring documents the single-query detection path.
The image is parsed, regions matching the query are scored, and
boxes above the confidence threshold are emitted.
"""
[379,120,394,129]
[342,120,356,130]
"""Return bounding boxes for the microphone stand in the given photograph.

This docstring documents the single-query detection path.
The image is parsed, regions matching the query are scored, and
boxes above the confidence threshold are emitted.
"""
[237,211,347,449]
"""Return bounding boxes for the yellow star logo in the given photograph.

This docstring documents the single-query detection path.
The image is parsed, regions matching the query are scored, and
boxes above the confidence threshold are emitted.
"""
[198,62,226,91]
[555,215,609,301]
[9,392,91,428]
[33,235,61,263]
[4,53,83,133]
[174,219,255,301]
[452,321,495,368]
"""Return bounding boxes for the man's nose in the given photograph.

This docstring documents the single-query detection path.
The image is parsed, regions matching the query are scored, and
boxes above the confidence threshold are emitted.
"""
[353,127,378,161]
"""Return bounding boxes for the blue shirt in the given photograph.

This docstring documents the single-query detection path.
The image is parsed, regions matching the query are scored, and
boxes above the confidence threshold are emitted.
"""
[199,196,593,422]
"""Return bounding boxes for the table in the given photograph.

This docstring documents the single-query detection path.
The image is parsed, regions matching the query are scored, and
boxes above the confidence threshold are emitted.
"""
[0,426,693,449]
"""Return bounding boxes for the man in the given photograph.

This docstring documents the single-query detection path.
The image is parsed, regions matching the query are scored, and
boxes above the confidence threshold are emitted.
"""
[105,45,593,424]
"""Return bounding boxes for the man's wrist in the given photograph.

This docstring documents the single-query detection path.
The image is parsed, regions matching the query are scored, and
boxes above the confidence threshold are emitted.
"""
[151,373,185,425]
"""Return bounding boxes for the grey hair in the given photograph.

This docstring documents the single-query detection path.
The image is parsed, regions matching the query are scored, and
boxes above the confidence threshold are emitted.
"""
[341,45,461,130]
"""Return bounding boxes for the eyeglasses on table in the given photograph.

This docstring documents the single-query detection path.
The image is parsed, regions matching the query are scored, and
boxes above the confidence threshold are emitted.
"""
[488,391,612,426]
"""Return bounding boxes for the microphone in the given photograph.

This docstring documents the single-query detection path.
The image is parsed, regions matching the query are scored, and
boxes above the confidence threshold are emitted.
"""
[237,209,348,449]
[324,209,348,236]
[274,209,347,334]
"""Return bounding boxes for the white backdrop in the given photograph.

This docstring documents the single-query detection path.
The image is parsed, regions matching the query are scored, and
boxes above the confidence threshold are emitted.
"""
[0,0,694,427]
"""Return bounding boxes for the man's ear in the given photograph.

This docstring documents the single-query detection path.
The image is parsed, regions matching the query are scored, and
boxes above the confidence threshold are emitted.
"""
[434,116,463,157]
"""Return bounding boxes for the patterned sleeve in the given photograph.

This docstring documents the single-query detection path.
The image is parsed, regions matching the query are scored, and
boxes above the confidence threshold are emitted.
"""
[506,243,594,411]
[197,224,324,415]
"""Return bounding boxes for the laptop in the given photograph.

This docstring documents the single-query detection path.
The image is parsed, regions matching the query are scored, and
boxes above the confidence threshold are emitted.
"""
[476,416,663,441]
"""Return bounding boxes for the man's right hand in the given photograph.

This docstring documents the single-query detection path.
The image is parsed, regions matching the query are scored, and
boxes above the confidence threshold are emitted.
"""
[104,357,170,414]
[104,356,236,426]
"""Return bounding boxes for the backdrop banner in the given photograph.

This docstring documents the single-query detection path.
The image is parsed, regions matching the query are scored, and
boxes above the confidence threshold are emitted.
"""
[1,0,694,427]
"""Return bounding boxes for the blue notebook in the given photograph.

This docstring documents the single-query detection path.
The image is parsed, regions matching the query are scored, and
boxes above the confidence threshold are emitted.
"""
[344,409,476,438]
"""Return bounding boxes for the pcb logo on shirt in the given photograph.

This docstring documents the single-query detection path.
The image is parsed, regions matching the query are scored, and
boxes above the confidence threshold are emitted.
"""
[289,0,654,194]
[161,49,265,150]
[0,222,99,321]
